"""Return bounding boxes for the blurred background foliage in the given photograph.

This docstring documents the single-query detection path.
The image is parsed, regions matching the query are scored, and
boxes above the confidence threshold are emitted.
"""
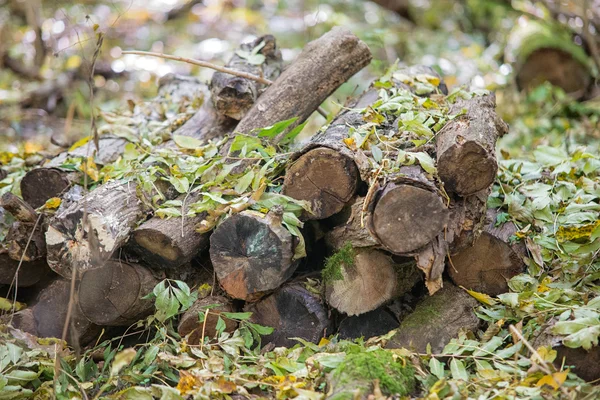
[0,0,598,155]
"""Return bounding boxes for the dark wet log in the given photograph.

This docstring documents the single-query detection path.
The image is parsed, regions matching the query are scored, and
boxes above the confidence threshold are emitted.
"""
[436,94,508,196]
[0,193,37,222]
[20,135,128,209]
[533,319,600,382]
[0,255,50,288]
[282,65,447,221]
[323,246,421,316]
[177,295,237,344]
[338,306,399,340]
[45,181,149,278]
[6,278,100,347]
[209,210,298,301]
[326,166,449,255]
[234,27,372,136]
[448,209,526,296]
[210,35,282,120]
[78,260,158,326]
[244,282,332,347]
[386,282,480,353]
[131,194,209,269]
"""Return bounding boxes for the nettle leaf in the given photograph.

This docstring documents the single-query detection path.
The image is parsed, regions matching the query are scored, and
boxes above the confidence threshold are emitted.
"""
[562,325,600,350]
[450,358,469,381]
[256,117,298,139]
[429,357,445,379]
[230,135,264,153]
[155,207,182,218]
[234,170,254,194]
[280,121,308,145]
[169,176,190,194]
[221,312,253,321]
[173,135,203,149]
[552,317,600,335]
[413,152,437,174]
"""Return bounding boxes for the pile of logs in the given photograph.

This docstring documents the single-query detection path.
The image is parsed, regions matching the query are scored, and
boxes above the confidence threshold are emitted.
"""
[0,27,538,369]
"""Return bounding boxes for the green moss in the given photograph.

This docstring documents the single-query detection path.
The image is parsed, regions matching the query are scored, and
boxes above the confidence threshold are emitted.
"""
[330,349,416,397]
[400,292,448,330]
[322,242,354,284]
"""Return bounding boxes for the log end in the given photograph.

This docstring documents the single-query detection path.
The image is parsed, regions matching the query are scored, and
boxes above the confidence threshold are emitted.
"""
[132,227,185,268]
[371,184,449,254]
[178,296,237,344]
[283,148,358,220]
[21,168,73,209]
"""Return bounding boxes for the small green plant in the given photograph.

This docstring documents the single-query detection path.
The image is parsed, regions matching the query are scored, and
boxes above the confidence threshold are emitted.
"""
[144,279,197,323]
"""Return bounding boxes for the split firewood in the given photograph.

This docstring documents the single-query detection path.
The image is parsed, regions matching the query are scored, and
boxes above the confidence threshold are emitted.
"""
[244,282,332,347]
[337,306,399,340]
[210,209,298,301]
[436,94,508,196]
[234,27,372,136]
[77,260,158,326]
[177,295,237,344]
[448,209,526,296]
[322,244,421,316]
[210,35,282,120]
[6,278,100,347]
[45,181,149,278]
[386,282,480,353]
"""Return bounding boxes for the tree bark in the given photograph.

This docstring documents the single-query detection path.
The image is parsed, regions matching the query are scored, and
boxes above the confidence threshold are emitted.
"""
[209,210,298,301]
[210,35,282,120]
[177,295,237,344]
[323,247,421,316]
[0,192,37,222]
[448,209,526,296]
[77,260,158,326]
[234,27,372,136]
[45,180,148,278]
[436,94,508,196]
[244,282,332,347]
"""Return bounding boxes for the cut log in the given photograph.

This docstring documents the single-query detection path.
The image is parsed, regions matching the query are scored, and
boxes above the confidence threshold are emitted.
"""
[45,180,148,278]
[326,166,449,256]
[5,220,46,262]
[323,245,421,316]
[436,94,508,196]
[282,66,447,221]
[0,193,37,222]
[337,306,399,340]
[234,27,372,136]
[177,295,237,344]
[210,35,282,120]
[448,209,526,296]
[131,194,209,269]
[386,282,480,353]
[244,282,332,347]
[78,260,158,326]
[209,210,298,301]
[7,278,100,346]
[0,255,51,288]
[20,136,128,209]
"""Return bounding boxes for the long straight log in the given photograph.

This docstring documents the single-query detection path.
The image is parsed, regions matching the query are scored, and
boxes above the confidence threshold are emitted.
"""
[210,35,282,120]
[234,27,372,136]
[448,209,526,296]
[244,282,332,347]
[77,260,158,326]
[436,94,508,196]
[209,209,298,301]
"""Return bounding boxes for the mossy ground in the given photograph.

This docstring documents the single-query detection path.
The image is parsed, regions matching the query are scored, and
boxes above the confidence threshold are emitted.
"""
[329,349,416,398]
[322,242,354,284]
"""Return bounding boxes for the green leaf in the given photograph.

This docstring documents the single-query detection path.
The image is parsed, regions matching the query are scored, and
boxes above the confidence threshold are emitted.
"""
[173,135,204,149]
[221,312,253,321]
[256,117,298,139]
[413,152,437,174]
[234,170,254,194]
[247,322,274,335]
[215,317,226,336]
[280,121,308,145]
[552,317,600,335]
[230,135,264,153]
[429,357,445,379]
[371,145,383,163]
[169,176,190,194]
[562,325,600,350]
[450,358,469,381]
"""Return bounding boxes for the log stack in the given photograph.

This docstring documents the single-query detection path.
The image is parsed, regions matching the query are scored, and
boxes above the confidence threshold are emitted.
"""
[1,28,526,357]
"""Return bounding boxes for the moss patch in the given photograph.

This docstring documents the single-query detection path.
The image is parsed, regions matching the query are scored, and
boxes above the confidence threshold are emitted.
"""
[329,349,416,398]
[322,242,354,284]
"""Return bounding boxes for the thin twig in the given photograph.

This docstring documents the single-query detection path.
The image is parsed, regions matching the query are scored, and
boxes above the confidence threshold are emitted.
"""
[121,50,329,118]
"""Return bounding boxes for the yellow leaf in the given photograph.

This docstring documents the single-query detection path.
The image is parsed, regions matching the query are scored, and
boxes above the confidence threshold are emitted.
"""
[24,141,43,154]
[79,156,99,181]
[556,221,600,243]
[363,106,385,124]
[0,297,26,311]
[318,337,330,347]
[65,55,82,70]
[69,136,91,151]
[463,288,496,305]
[44,197,61,210]
[343,137,356,150]
[215,377,236,394]
[536,370,569,389]
[536,346,557,363]
[177,371,199,395]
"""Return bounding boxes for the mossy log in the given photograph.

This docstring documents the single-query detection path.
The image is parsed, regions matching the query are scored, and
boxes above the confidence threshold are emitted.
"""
[77,260,158,326]
[131,193,209,269]
[234,27,372,136]
[436,94,508,196]
[7,278,100,347]
[177,295,237,344]
[533,319,600,382]
[209,210,298,301]
[448,209,526,296]
[282,65,447,221]
[323,246,421,316]
[45,181,149,278]
[337,306,399,340]
[386,282,480,353]
[326,348,416,399]
[20,136,128,209]
[244,282,332,348]
[210,35,282,120]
